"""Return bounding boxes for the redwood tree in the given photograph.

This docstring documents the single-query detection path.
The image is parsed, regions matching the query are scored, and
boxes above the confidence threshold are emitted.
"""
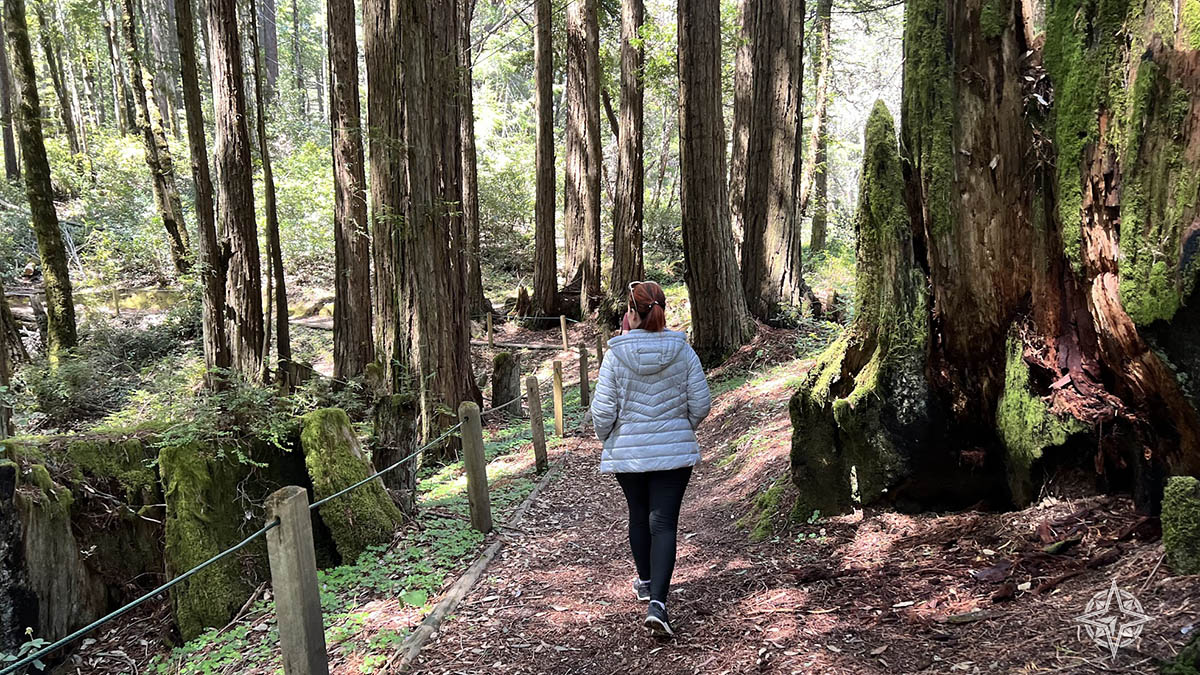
[205,0,263,381]
[531,0,557,317]
[804,0,831,252]
[611,0,645,297]
[4,0,75,360]
[328,0,372,381]
[564,0,601,314]
[678,0,753,365]
[460,0,491,316]
[791,0,1200,516]
[0,24,18,181]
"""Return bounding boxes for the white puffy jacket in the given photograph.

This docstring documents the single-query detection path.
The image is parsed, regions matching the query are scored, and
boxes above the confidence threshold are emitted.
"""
[590,329,712,473]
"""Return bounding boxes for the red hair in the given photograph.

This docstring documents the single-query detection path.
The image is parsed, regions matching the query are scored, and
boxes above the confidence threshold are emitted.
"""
[630,282,667,332]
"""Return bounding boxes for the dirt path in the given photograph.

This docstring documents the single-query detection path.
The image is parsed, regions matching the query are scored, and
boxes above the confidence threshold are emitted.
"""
[407,351,1199,675]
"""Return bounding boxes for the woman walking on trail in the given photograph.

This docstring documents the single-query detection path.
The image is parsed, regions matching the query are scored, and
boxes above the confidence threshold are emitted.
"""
[590,281,712,637]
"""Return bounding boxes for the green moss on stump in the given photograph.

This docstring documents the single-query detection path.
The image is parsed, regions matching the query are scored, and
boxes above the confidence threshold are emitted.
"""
[301,408,402,563]
[1162,475,1200,576]
[901,0,954,239]
[159,444,255,641]
[996,335,1084,506]
[66,438,157,501]
[740,476,790,542]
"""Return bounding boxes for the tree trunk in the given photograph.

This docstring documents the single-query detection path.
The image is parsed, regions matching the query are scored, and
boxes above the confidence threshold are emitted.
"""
[677,0,753,365]
[33,5,80,155]
[0,277,11,438]
[563,0,601,315]
[531,0,557,317]
[291,0,302,116]
[737,0,809,324]
[363,0,402,388]
[4,0,76,360]
[121,0,192,275]
[373,393,420,515]
[315,21,325,123]
[175,0,229,390]
[141,0,180,136]
[204,0,263,382]
[247,0,290,388]
[460,0,491,316]
[727,0,751,247]
[0,25,19,181]
[328,0,373,382]
[791,0,1200,516]
[101,0,134,134]
[258,0,277,102]
[610,0,644,297]
[805,0,831,252]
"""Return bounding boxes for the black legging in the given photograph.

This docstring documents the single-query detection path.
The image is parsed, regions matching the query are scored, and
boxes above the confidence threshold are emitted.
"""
[614,466,693,604]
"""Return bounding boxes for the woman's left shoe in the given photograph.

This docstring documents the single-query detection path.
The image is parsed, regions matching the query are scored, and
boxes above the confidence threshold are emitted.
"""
[644,601,674,637]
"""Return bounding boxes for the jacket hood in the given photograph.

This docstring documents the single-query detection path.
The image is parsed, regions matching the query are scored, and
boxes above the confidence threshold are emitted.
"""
[608,330,688,376]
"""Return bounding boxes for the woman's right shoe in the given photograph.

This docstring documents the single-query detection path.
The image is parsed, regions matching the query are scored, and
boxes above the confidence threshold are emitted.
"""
[644,601,674,637]
[633,579,651,602]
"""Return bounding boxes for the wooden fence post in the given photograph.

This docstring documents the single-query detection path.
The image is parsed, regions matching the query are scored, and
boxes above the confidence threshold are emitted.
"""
[526,376,548,473]
[596,332,604,367]
[552,360,564,437]
[578,345,590,408]
[560,315,569,351]
[457,401,493,533]
[265,486,329,675]
[486,313,494,349]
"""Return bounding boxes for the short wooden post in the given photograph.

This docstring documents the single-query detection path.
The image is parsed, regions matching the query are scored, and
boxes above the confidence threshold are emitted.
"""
[595,332,604,367]
[560,315,569,351]
[457,401,493,533]
[486,313,494,349]
[552,360,564,437]
[526,376,548,473]
[578,345,590,408]
[265,486,329,675]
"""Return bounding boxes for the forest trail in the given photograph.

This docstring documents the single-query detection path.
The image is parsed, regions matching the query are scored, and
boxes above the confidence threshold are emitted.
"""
[405,340,1199,675]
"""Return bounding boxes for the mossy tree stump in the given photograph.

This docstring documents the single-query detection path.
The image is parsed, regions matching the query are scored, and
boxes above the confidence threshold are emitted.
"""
[301,408,402,563]
[1163,475,1200,576]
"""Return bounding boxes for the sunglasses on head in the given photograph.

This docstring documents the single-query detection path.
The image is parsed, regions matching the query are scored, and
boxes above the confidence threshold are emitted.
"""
[628,281,648,294]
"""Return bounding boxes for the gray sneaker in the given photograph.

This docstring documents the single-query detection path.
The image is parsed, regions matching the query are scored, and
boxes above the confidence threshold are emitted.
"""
[645,601,674,637]
[633,579,651,602]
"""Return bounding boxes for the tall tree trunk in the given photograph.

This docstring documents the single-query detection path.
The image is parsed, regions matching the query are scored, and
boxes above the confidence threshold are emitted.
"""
[804,0,831,252]
[678,0,753,364]
[791,0,1200,517]
[121,0,192,275]
[460,0,491,316]
[0,25,18,181]
[531,0,557,317]
[611,0,644,298]
[564,0,601,315]
[5,0,76,360]
[727,0,751,246]
[247,0,290,388]
[33,5,80,155]
[175,0,229,390]
[363,0,402,389]
[102,0,134,134]
[257,0,277,102]
[141,0,180,136]
[328,0,372,381]
[205,0,263,382]
[291,0,302,116]
[737,0,809,324]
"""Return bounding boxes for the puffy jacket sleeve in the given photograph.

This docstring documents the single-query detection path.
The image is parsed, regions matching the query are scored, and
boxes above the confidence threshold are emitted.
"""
[685,346,711,430]
[590,351,619,441]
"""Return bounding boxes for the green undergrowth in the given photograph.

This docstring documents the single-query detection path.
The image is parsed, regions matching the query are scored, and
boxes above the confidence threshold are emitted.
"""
[148,406,556,674]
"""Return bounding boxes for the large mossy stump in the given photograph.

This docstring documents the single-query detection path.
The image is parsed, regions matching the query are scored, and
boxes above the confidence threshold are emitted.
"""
[1163,475,1200,576]
[492,352,523,417]
[789,102,929,517]
[160,444,256,641]
[301,408,402,563]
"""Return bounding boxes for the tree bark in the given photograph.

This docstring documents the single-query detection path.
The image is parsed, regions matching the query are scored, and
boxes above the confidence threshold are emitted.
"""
[0,25,18,181]
[247,0,290,388]
[328,0,372,381]
[33,5,80,155]
[204,0,263,382]
[678,0,753,365]
[373,393,420,515]
[101,0,134,134]
[121,0,192,275]
[460,0,492,316]
[258,0,277,102]
[805,0,831,252]
[611,0,644,296]
[737,0,809,324]
[727,0,751,246]
[175,0,228,390]
[531,0,557,317]
[564,0,601,315]
[4,0,76,360]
